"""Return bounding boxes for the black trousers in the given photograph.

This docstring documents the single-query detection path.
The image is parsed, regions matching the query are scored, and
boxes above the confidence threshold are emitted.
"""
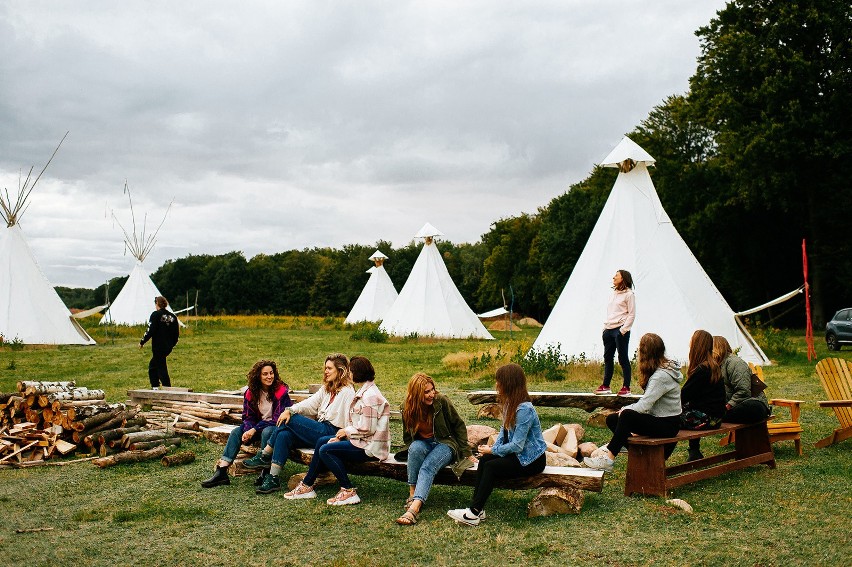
[725,399,771,423]
[606,409,681,457]
[148,348,172,388]
[470,452,546,513]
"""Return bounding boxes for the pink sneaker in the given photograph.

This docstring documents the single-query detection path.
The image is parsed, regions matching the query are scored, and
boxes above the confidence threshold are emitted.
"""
[594,385,612,395]
[617,387,631,396]
[327,487,360,506]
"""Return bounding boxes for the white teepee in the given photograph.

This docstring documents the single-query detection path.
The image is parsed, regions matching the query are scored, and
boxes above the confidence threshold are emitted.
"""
[0,137,96,345]
[344,250,399,324]
[531,137,769,365]
[101,184,181,326]
[380,223,493,340]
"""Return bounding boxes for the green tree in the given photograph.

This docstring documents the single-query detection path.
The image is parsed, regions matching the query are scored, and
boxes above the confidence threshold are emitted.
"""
[688,0,852,323]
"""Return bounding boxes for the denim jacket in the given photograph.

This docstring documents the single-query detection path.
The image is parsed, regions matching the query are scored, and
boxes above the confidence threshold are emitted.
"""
[490,401,547,466]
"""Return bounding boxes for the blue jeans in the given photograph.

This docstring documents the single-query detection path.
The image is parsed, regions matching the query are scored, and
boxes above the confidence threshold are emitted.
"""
[270,414,339,467]
[602,327,631,388]
[221,425,275,464]
[407,439,454,503]
[303,436,374,489]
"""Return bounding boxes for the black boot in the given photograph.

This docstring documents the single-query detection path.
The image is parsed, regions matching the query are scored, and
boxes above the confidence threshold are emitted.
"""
[687,440,704,462]
[201,466,231,488]
[254,468,269,487]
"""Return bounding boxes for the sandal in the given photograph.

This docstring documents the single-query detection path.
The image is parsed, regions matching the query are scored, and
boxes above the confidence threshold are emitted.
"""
[403,496,415,509]
[396,507,419,526]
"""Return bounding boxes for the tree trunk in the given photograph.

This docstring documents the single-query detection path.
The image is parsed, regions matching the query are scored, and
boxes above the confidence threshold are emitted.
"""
[131,438,182,451]
[527,487,585,517]
[120,430,173,448]
[92,445,168,468]
[161,451,195,467]
[17,381,76,395]
[467,391,638,412]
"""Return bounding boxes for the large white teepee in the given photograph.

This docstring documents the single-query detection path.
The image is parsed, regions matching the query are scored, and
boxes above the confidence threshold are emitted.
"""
[531,137,769,365]
[344,250,399,324]
[101,185,181,326]
[380,224,493,340]
[0,138,96,345]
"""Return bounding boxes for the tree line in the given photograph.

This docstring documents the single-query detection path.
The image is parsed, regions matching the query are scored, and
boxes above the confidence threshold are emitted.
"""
[59,1,852,326]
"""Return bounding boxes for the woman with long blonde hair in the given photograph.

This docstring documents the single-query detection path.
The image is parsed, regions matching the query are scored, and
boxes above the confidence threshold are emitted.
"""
[585,333,683,472]
[395,373,472,526]
[447,363,546,527]
[247,353,355,494]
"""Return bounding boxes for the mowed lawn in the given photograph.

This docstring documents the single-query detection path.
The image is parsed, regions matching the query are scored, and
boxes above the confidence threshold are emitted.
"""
[1,316,850,566]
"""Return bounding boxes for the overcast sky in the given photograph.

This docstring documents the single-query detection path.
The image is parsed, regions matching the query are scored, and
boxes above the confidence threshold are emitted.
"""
[1,1,726,288]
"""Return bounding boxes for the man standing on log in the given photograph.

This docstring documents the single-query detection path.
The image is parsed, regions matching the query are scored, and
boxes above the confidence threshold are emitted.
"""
[139,296,179,390]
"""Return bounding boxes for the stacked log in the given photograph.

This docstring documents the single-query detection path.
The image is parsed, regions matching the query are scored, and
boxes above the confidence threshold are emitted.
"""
[139,398,242,435]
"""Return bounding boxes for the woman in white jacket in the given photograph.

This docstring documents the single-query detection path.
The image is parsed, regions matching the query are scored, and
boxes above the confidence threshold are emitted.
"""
[585,333,683,471]
[247,353,355,494]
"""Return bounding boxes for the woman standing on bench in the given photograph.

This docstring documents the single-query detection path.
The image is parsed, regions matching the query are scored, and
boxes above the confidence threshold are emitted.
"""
[595,269,636,396]
[201,359,292,488]
[396,372,474,526]
[681,330,727,461]
[447,363,546,527]
[714,335,770,423]
[585,333,683,472]
[246,353,355,494]
[283,355,391,506]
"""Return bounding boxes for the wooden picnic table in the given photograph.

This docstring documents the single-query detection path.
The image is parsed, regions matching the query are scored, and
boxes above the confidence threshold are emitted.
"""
[466,390,642,413]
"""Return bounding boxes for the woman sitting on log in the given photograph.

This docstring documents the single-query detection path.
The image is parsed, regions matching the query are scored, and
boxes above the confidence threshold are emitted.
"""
[247,353,355,494]
[201,359,292,488]
[584,333,683,472]
[283,355,391,506]
[715,335,770,418]
[396,372,474,526]
[447,363,546,527]
[681,330,727,461]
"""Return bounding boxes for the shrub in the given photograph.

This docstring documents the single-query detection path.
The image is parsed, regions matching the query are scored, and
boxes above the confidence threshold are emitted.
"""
[348,322,389,343]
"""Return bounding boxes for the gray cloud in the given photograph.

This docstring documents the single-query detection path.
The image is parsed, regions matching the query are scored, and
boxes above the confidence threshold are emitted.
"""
[1,1,725,287]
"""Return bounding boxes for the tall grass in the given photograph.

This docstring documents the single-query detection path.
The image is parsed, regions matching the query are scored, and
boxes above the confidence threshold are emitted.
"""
[1,318,850,566]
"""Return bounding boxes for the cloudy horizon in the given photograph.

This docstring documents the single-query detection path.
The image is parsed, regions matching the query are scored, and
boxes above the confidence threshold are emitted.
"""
[1,1,726,289]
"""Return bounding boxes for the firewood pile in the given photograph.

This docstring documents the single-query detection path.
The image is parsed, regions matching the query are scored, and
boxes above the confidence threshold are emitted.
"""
[0,381,191,467]
[139,399,243,435]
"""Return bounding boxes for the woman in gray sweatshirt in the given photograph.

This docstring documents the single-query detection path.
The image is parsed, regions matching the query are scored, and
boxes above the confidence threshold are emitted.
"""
[585,333,683,472]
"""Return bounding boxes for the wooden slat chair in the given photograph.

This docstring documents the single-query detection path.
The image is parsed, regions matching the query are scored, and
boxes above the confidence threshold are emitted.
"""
[815,357,852,448]
[720,364,804,455]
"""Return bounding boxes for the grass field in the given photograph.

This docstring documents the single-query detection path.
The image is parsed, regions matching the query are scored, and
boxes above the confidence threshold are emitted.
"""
[1,317,851,566]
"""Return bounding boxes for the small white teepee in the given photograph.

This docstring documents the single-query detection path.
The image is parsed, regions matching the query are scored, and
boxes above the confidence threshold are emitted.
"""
[380,224,493,340]
[0,136,96,345]
[531,137,769,365]
[101,184,181,326]
[344,250,399,324]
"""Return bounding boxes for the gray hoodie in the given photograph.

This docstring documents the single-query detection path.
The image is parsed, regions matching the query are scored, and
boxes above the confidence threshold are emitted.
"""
[622,364,683,417]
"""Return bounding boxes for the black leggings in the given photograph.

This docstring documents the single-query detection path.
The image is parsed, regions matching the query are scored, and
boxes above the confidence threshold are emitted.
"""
[470,452,546,513]
[606,409,681,457]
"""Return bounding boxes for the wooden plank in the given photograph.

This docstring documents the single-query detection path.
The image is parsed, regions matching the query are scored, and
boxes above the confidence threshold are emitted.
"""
[818,399,852,408]
[467,390,641,412]
[291,448,605,492]
[127,389,244,405]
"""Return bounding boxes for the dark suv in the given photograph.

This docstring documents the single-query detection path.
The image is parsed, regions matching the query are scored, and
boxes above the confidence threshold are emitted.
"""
[826,308,852,351]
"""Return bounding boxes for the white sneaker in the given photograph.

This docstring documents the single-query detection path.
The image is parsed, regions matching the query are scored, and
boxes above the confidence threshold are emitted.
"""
[283,481,316,500]
[327,487,360,506]
[584,454,615,472]
[152,387,159,391]
[447,507,481,526]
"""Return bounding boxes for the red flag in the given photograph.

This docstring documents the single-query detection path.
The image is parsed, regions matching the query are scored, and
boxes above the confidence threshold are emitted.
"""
[803,239,816,361]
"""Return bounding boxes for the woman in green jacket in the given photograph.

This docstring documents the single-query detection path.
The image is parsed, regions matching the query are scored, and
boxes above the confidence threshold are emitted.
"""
[396,372,472,526]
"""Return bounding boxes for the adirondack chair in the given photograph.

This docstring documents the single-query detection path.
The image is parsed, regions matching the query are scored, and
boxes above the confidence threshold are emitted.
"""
[721,363,804,455]
[815,357,852,448]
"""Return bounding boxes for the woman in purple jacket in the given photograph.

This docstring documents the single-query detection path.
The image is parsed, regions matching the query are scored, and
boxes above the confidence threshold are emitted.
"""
[201,359,292,488]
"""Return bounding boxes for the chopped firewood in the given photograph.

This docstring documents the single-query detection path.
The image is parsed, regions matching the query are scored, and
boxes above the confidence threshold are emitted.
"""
[92,445,169,468]
[161,451,195,467]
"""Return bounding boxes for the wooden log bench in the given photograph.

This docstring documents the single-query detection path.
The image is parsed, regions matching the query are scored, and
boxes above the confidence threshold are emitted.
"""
[624,420,775,497]
[287,448,605,516]
[467,390,641,413]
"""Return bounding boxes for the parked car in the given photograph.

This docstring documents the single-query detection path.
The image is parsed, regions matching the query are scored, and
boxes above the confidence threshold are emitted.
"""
[826,308,852,351]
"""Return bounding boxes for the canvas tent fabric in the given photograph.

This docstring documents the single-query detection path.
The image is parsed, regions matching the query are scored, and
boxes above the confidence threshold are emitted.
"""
[344,251,399,324]
[380,225,493,340]
[101,261,181,326]
[0,224,95,345]
[531,137,769,366]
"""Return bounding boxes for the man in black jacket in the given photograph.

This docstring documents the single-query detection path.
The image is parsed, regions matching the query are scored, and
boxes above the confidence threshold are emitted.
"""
[139,296,180,389]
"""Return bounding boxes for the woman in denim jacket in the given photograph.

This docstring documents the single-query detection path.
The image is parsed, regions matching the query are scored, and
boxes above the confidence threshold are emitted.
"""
[447,363,546,526]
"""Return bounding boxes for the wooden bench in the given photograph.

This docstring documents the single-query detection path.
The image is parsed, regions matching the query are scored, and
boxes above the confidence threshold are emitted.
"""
[624,420,775,497]
[287,448,605,516]
[467,390,641,413]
